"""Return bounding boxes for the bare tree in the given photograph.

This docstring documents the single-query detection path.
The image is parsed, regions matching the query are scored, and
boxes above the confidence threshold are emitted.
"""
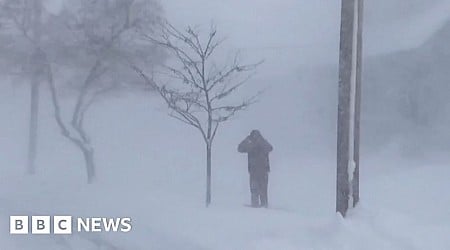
[45,0,162,183]
[0,0,44,174]
[133,22,262,206]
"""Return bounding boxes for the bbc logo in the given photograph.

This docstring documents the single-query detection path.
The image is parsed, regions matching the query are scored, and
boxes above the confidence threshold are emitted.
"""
[10,216,72,235]
[10,216,132,234]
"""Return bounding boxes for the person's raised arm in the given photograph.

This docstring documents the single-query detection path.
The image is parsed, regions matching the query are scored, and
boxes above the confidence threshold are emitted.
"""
[262,138,273,153]
[238,136,252,153]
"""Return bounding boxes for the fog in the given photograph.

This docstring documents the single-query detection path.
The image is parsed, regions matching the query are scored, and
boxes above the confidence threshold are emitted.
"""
[1,0,450,249]
[158,0,450,160]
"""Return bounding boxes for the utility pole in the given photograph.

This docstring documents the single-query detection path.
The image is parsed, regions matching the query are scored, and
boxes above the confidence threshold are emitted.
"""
[336,0,363,217]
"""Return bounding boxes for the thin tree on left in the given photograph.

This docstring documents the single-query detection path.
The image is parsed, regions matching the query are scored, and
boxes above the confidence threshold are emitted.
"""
[44,0,163,183]
[0,0,45,174]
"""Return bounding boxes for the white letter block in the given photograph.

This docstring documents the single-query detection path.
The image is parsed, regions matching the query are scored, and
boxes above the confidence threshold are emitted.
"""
[32,216,50,234]
[54,216,72,234]
[10,216,28,234]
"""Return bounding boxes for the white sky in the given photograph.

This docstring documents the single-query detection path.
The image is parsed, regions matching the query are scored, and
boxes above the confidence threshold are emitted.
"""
[163,0,450,63]
[45,0,450,64]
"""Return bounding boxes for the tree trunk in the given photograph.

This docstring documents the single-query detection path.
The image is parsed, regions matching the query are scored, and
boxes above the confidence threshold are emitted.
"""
[26,0,43,175]
[47,63,97,184]
[82,147,96,184]
[336,0,363,217]
[205,143,212,207]
[27,76,39,175]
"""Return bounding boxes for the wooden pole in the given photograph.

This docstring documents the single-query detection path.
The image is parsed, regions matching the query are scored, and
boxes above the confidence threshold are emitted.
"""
[336,0,363,217]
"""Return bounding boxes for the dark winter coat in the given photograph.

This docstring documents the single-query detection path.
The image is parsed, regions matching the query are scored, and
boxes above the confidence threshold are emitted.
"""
[238,132,273,174]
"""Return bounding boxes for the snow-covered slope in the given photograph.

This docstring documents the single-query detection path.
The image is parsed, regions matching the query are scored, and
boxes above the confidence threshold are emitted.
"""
[300,18,450,155]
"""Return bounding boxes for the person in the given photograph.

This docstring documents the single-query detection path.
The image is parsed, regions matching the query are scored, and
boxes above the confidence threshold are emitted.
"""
[238,130,273,208]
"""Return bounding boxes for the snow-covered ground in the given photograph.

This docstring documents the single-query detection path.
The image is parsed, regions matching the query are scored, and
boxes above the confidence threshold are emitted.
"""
[1,145,450,249]
[1,87,450,249]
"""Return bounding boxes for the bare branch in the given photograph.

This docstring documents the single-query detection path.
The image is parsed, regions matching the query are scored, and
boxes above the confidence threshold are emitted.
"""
[211,72,254,102]
[211,121,219,141]
[203,26,216,56]
[141,24,205,83]
[161,64,202,90]
[71,60,104,143]
[207,57,262,92]
[46,62,86,149]
[132,64,208,140]
[187,26,204,56]
[137,22,262,147]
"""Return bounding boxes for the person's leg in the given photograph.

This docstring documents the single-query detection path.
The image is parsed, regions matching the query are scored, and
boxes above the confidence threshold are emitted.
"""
[260,173,269,208]
[249,174,260,207]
